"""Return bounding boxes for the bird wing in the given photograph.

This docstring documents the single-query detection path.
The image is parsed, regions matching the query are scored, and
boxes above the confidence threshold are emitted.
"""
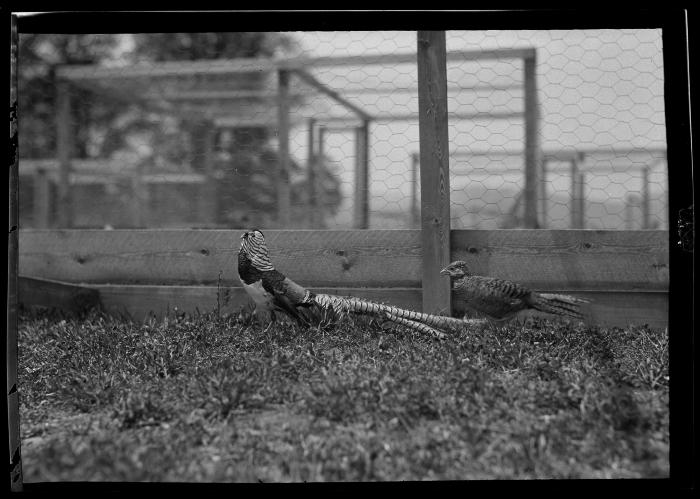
[261,270,311,325]
[455,275,531,320]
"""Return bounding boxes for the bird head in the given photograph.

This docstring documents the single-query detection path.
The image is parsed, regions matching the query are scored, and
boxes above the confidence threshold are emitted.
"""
[440,260,470,278]
[241,229,265,242]
[239,229,274,271]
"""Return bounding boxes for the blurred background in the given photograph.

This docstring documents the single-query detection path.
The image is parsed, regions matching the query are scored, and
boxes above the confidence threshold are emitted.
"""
[17,30,668,231]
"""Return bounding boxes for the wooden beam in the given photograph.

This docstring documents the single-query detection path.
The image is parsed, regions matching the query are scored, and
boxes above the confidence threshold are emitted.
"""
[94,285,424,322]
[314,111,522,124]
[91,284,667,330]
[19,276,101,315]
[292,69,373,121]
[276,69,291,227]
[523,53,540,228]
[450,230,668,292]
[18,228,669,291]
[341,83,524,95]
[19,229,424,288]
[57,48,537,80]
[452,147,668,162]
[55,79,73,228]
[353,120,370,229]
[417,31,452,315]
[8,14,23,492]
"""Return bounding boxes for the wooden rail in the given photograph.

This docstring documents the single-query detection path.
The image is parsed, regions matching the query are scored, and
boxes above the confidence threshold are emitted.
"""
[19,229,669,328]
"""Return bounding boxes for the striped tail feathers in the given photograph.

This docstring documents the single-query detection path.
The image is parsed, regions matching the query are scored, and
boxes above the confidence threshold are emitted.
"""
[531,293,591,320]
[312,293,477,334]
[383,312,447,340]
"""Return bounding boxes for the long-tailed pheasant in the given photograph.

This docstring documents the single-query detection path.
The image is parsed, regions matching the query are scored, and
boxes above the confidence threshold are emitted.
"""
[238,229,316,326]
[440,260,589,322]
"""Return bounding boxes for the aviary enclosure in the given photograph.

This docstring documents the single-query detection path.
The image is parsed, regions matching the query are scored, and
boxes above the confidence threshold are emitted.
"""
[9,13,693,485]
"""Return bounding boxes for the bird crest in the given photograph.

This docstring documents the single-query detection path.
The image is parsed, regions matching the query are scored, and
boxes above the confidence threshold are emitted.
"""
[240,229,275,271]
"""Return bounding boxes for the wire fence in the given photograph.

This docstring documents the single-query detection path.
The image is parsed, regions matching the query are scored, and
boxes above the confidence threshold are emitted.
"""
[18,30,667,231]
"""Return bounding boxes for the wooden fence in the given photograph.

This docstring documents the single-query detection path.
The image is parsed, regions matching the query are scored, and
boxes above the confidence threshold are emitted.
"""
[18,228,669,329]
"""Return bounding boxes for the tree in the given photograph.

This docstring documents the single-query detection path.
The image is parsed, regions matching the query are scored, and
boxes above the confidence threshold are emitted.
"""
[18,34,121,158]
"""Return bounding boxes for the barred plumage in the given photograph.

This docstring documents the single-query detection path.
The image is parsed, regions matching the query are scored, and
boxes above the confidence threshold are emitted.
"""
[237,231,478,337]
[238,229,316,326]
[441,260,590,322]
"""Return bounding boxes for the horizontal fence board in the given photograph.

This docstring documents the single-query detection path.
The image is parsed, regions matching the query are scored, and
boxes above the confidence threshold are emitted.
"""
[19,229,669,292]
[19,229,423,288]
[91,285,666,329]
[19,276,100,315]
[451,230,669,291]
[93,285,423,322]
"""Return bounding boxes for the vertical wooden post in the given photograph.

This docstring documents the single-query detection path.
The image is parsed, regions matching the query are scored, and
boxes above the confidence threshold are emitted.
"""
[417,31,451,315]
[33,168,51,228]
[577,172,586,229]
[276,69,291,227]
[307,118,318,228]
[8,13,23,492]
[539,158,548,228]
[570,156,581,229]
[353,120,370,229]
[56,79,73,228]
[523,53,540,228]
[641,165,650,229]
[411,152,420,228]
[198,124,216,227]
[318,126,326,227]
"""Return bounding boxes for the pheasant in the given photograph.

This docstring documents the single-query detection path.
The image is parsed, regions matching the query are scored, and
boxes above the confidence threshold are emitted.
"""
[238,229,316,326]
[440,260,589,322]
[238,230,479,338]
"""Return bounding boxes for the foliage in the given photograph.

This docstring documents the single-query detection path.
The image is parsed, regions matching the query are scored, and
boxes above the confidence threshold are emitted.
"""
[18,309,669,481]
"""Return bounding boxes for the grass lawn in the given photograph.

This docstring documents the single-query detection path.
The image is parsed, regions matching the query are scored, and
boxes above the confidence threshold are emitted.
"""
[17,308,669,481]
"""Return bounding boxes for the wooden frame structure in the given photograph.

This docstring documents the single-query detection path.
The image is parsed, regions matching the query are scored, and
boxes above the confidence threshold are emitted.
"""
[50,45,539,232]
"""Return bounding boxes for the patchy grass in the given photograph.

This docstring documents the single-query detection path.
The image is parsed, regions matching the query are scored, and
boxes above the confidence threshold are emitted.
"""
[17,308,668,482]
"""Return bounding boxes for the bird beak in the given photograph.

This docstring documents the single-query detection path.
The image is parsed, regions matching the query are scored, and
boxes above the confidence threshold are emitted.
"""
[439,267,450,276]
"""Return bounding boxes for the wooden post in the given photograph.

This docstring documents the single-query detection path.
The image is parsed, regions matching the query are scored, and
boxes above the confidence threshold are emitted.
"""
[307,118,318,228]
[411,152,420,228]
[318,126,326,227]
[570,156,581,229]
[417,31,451,315]
[56,79,73,228]
[353,120,370,229]
[276,69,291,227]
[523,53,540,228]
[625,194,637,229]
[539,158,548,228]
[33,168,51,228]
[577,172,586,229]
[9,13,23,492]
[641,165,650,229]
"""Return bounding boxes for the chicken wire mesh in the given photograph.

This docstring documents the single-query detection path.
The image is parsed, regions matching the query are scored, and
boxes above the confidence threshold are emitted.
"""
[18,30,667,231]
